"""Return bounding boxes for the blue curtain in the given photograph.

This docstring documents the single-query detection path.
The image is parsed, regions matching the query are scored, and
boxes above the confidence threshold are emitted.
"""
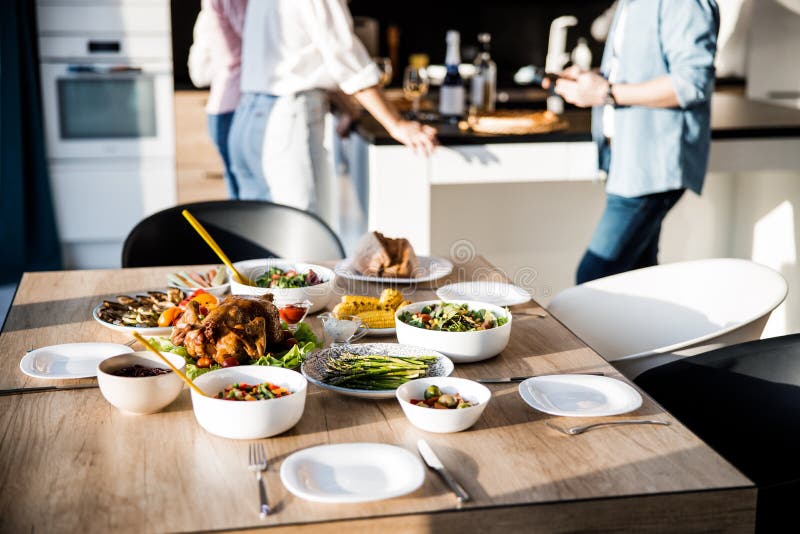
[0,0,62,284]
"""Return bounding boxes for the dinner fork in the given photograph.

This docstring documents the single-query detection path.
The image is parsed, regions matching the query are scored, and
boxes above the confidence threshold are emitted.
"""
[547,419,671,435]
[248,443,270,518]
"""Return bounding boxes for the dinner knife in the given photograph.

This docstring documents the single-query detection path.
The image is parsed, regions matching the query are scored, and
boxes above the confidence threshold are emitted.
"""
[417,439,470,502]
[0,384,99,396]
[477,372,605,384]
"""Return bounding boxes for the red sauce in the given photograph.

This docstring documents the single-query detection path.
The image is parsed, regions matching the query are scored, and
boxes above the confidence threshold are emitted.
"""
[279,304,308,324]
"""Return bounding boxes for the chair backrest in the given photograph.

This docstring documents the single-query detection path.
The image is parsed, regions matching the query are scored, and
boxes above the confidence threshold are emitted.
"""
[548,259,788,360]
[122,200,345,267]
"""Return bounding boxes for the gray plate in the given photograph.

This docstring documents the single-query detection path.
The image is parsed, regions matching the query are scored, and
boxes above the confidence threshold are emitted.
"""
[301,343,454,399]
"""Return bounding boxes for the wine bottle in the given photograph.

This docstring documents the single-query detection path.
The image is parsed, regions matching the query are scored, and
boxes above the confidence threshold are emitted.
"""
[439,30,465,120]
[470,33,497,112]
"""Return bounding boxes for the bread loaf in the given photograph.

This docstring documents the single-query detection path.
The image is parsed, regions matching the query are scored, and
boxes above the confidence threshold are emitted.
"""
[352,231,418,278]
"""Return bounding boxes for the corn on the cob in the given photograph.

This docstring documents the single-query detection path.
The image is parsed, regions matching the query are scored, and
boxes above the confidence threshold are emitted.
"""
[357,309,396,328]
[378,288,404,309]
[396,300,412,310]
[341,295,380,306]
[333,298,378,317]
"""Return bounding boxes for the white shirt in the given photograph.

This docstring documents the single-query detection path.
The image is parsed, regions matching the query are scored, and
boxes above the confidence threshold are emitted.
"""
[602,0,628,139]
[241,0,381,96]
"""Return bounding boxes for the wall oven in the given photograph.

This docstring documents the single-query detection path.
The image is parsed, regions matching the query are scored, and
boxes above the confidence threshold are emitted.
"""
[40,58,174,160]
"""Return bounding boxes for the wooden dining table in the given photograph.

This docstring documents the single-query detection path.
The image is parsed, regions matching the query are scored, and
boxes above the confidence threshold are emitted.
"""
[0,256,755,533]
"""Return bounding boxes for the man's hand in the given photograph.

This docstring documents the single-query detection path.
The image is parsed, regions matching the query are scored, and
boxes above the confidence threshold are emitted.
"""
[541,65,585,90]
[386,119,438,157]
[555,71,610,108]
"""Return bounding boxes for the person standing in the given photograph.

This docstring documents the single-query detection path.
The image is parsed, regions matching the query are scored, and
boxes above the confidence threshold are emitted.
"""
[188,0,248,199]
[229,0,436,226]
[552,0,720,284]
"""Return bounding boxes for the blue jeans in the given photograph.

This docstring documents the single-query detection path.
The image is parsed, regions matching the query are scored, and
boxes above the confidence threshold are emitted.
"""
[228,93,274,200]
[207,111,239,199]
[576,189,685,284]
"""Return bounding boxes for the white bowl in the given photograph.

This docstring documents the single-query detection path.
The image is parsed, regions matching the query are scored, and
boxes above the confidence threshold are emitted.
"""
[229,259,335,314]
[191,365,307,439]
[168,283,230,299]
[396,377,491,433]
[97,351,186,415]
[395,300,512,363]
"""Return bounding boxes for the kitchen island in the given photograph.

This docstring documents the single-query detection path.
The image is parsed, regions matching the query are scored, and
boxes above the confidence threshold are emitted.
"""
[349,91,800,336]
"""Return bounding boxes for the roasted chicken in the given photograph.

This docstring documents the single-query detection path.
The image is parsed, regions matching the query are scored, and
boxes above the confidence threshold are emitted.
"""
[171,294,286,365]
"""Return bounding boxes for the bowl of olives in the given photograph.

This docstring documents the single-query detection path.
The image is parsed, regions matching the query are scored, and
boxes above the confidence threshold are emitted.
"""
[395,377,491,433]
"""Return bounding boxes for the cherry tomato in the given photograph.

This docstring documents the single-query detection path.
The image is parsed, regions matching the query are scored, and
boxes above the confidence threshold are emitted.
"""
[221,356,240,368]
[419,313,432,323]
[196,357,212,368]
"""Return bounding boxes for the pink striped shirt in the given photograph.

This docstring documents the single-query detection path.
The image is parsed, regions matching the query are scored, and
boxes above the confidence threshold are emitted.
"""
[203,0,247,114]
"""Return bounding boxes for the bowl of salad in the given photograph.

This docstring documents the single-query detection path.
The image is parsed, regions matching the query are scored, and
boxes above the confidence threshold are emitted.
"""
[191,365,308,439]
[395,300,512,363]
[229,259,335,313]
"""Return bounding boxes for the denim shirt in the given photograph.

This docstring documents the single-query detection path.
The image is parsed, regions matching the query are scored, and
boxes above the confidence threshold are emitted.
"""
[592,0,720,197]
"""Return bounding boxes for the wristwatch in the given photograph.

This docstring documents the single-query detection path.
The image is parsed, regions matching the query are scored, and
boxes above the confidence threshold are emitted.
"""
[604,82,617,106]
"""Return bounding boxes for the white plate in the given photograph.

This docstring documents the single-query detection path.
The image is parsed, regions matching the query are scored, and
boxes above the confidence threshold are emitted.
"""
[280,443,425,503]
[436,281,532,307]
[334,256,453,283]
[20,342,135,379]
[518,374,643,417]
[364,327,395,337]
[92,303,173,336]
[301,343,454,399]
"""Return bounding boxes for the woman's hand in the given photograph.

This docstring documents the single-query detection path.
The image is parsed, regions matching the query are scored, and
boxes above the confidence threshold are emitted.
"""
[353,86,438,156]
[386,119,438,156]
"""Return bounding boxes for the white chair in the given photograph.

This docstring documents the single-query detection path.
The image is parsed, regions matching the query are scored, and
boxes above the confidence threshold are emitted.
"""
[547,259,788,378]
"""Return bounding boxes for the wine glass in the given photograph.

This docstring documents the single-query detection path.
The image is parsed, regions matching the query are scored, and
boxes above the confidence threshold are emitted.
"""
[373,57,393,87]
[403,65,429,118]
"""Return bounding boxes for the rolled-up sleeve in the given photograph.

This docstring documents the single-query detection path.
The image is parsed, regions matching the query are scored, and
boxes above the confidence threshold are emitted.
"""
[299,0,381,95]
[659,0,719,108]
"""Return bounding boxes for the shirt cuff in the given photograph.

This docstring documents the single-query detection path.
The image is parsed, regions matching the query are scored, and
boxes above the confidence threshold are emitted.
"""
[338,62,382,95]
[669,72,709,109]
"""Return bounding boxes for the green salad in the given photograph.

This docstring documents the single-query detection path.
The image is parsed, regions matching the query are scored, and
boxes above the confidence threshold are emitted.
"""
[255,267,322,289]
[398,302,509,332]
[149,322,319,380]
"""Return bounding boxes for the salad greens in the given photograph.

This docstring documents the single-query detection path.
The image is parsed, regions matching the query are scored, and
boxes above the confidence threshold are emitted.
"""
[149,321,319,381]
[255,267,322,289]
[398,302,509,332]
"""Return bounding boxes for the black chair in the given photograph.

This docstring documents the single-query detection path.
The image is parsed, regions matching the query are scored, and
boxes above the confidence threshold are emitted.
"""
[122,200,345,267]
[635,334,800,533]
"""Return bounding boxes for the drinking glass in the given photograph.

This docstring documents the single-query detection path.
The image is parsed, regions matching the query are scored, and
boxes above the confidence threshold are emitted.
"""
[403,65,429,118]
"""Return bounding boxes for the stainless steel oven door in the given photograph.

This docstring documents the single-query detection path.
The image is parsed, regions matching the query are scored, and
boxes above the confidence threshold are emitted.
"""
[40,61,174,159]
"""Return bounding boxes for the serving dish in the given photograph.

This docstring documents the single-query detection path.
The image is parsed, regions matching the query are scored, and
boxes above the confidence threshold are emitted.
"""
[396,377,491,433]
[436,281,531,307]
[280,443,425,503]
[96,351,186,415]
[167,267,230,298]
[518,374,643,417]
[20,342,135,379]
[334,255,453,283]
[191,365,307,439]
[92,304,174,336]
[229,259,335,314]
[301,343,454,400]
[395,300,512,363]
